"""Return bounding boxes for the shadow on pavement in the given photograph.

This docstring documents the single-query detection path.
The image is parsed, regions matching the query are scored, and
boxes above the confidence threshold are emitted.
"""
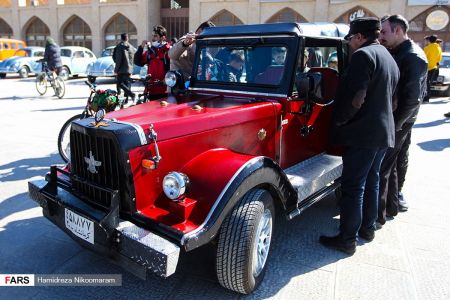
[0,152,63,182]
[414,117,450,128]
[417,139,450,151]
[0,194,344,299]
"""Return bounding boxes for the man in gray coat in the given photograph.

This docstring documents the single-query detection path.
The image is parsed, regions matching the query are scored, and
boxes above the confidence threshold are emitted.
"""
[113,33,136,103]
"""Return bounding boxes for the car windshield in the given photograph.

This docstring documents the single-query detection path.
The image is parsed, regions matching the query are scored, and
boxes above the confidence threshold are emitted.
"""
[102,48,113,57]
[441,55,450,69]
[61,49,72,57]
[195,45,288,86]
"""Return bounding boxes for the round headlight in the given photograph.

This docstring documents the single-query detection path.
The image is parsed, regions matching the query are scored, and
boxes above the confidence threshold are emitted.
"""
[164,71,177,87]
[163,172,189,200]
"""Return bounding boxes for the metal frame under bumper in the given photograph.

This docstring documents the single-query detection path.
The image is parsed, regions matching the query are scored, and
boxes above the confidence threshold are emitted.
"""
[28,175,179,279]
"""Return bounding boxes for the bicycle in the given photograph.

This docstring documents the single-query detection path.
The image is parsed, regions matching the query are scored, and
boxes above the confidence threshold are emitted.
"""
[36,61,66,99]
[57,81,121,162]
[136,74,167,104]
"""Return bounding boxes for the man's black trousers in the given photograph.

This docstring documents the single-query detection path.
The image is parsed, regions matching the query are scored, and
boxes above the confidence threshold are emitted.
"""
[378,122,414,223]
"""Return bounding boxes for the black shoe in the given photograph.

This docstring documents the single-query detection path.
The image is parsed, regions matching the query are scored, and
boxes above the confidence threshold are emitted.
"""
[445,112,450,118]
[358,228,375,242]
[319,234,356,255]
[375,221,384,230]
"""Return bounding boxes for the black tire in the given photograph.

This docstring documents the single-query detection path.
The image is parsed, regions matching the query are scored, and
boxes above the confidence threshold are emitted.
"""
[216,189,275,294]
[54,76,66,99]
[19,66,29,78]
[59,66,70,81]
[36,74,47,95]
[0,73,6,79]
[444,86,450,97]
[57,114,84,163]
[88,76,96,83]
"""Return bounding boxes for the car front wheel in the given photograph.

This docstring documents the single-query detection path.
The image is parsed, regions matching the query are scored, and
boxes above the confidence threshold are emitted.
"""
[0,73,6,79]
[216,188,275,294]
[19,66,29,78]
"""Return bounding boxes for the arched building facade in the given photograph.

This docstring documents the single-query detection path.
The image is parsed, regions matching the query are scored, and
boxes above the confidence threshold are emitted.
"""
[0,1,449,55]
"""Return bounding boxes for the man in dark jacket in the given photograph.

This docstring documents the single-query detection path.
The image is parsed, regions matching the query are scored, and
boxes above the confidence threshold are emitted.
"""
[43,37,62,75]
[319,17,400,254]
[377,15,428,224]
[113,33,136,103]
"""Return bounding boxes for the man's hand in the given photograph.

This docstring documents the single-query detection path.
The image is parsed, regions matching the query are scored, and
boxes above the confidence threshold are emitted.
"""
[141,40,148,48]
[183,33,197,46]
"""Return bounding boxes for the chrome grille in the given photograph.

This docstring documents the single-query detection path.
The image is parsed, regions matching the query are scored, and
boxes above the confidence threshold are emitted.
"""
[70,129,121,208]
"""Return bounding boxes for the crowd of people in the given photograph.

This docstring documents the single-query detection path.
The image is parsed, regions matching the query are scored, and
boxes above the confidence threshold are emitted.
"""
[319,15,439,255]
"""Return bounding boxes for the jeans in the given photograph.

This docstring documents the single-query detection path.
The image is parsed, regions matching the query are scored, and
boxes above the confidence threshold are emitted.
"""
[339,147,387,242]
[425,68,438,101]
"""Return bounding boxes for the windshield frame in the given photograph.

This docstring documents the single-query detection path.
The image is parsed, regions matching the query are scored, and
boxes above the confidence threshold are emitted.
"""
[190,37,299,97]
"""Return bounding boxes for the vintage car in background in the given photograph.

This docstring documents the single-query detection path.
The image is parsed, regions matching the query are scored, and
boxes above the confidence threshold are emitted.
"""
[29,22,349,294]
[431,52,450,97]
[0,38,26,63]
[59,46,97,81]
[86,46,147,83]
[0,47,44,78]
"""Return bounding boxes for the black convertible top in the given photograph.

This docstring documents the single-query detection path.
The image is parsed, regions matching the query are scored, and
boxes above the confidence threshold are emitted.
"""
[199,22,349,39]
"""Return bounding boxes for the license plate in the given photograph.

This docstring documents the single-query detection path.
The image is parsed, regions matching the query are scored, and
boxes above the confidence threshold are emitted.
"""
[65,208,94,244]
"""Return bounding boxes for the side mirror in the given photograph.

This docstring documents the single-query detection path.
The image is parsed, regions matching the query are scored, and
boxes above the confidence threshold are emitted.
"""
[295,72,323,102]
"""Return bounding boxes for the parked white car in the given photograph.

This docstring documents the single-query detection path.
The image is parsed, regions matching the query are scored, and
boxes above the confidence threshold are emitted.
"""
[59,46,97,81]
[0,47,44,78]
[431,52,450,97]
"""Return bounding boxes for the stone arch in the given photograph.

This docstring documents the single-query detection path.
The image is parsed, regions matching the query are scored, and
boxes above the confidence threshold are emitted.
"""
[266,7,308,23]
[333,6,377,23]
[103,13,137,48]
[210,9,244,26]
[23,17,50,47]
[61,15,92,49]
[408,5,450,51]
[0,18,13,38]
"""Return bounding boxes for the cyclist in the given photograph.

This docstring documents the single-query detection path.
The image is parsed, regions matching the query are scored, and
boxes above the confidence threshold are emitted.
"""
[43,37,62,76]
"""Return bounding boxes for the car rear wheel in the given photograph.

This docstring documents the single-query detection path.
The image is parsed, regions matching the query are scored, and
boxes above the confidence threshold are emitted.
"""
[19,66,29,78]
[59,66,70,81]
[88,76,96,83]
[216,189,275,294]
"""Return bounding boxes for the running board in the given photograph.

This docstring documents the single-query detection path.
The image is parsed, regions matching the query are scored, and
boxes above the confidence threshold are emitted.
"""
[284,153,342,217]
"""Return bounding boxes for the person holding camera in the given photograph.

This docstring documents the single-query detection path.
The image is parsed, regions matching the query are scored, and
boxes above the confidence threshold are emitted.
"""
[168,21,215,81]
[135,25,171,100]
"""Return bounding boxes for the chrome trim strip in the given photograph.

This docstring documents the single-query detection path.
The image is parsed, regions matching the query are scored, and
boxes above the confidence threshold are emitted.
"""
[180,156,264,245]
[113,120,147,145]
[189,87,287,98]
[201,35,296,40]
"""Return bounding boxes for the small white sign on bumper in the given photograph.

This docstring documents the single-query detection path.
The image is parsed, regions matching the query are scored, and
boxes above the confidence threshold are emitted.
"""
[64,208,94,244]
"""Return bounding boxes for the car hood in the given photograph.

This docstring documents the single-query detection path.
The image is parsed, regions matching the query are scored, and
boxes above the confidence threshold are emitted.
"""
[439,67,450,79]
[0,56,28,66]
[106,95,277,141]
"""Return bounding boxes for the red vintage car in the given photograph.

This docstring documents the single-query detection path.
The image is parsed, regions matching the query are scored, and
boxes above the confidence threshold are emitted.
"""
[29,22,349,294]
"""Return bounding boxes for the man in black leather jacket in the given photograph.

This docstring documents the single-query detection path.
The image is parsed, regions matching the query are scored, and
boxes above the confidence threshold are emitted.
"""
[378,15,428,225]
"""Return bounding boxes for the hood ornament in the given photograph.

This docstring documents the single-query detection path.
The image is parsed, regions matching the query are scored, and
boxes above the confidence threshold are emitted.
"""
[84,151,102,174]
[90,109,109,128]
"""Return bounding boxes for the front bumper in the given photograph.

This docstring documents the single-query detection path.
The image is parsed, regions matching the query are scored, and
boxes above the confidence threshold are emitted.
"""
[430,84,449,92]
[28,166,179,278]
[87,70,115,77]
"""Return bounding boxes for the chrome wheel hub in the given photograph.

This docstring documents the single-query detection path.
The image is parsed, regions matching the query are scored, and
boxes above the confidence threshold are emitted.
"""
[252,208,272,277]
